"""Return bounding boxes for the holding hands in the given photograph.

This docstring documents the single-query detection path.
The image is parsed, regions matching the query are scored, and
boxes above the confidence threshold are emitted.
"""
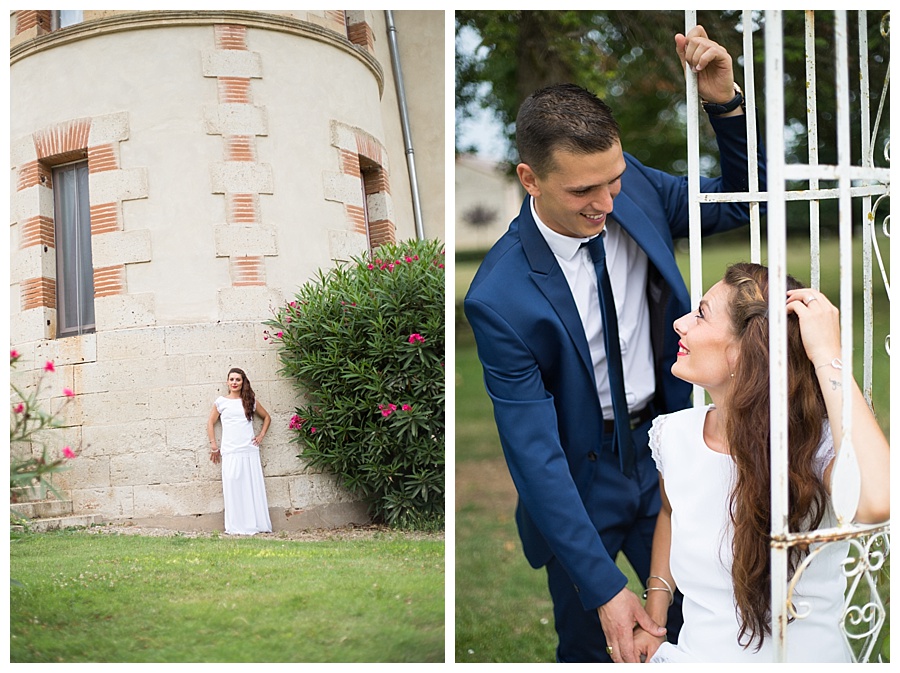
[598,588,666,663]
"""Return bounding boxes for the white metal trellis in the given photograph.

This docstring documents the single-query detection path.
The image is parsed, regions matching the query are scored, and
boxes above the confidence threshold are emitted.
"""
[683,9,891,663]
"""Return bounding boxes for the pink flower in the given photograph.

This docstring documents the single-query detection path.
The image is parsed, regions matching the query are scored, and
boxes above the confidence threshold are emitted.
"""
[63,388,75,398]
[10,349,19,361]
[276,331,283,338]
[405,256,413,263]
[401,404,412,412]
[44,361,55,372]
[408,333,425,344]
[14,403,25,414]
[289,414,305,430]
[379,403,398,417]
[368,264,375,270]
[63,446,76,459]
[309,427,317,434]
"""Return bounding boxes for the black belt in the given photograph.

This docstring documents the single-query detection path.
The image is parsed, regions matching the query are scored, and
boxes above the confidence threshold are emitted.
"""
[603,405,654,434]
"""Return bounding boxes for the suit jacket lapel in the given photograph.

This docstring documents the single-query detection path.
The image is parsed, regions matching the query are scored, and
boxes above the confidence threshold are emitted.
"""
[611,192,690,309]
[517,198,595,379]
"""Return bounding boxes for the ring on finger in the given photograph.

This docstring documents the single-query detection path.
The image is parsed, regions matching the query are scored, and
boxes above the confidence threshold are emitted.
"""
[606,646,614,655]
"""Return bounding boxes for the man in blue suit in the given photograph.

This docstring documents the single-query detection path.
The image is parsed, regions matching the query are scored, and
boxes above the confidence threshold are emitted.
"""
[464,26,766,663]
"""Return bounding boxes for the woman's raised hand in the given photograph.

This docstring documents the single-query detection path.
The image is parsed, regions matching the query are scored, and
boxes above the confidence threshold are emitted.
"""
[785,288,842,369]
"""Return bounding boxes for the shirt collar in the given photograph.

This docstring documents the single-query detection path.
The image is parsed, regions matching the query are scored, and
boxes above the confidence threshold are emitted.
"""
[530,196,591,262]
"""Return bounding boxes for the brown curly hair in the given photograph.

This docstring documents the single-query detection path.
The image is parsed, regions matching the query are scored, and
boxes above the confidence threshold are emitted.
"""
[722,263,829,650]
[228,367,256,423]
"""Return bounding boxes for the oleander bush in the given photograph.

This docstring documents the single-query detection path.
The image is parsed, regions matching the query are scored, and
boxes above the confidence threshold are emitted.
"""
[264,239,445,530]
[10,350,77,506]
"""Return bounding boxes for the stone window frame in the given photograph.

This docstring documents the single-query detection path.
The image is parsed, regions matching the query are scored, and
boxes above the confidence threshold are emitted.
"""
[12,113,151,342]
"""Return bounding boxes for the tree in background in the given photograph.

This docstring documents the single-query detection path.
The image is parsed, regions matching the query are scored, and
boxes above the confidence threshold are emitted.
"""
[456,10,889,234]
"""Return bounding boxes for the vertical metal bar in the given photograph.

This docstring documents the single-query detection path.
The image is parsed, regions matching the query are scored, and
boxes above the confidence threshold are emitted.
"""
[835,10,858,503]
[805,12,821,290]
[858,11,874,406]
[684,10,704,408]
[764,10,790,663]
[742,11,762,264]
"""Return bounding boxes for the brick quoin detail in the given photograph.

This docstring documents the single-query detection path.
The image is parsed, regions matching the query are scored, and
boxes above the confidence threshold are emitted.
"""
[368,220,396,247]
[33,119,91,161]
[21,277,57,310]
[347,21,375,52]
[230,256,266,287]
[346,204,367,235]
[90,203,120,235]
[93,265,126,298]
[215,24,247,50]
[340,150,361,178]
[15,11,51,35]
[218,77,252,104]
[88,144,119,173]
[224,135,256,162]
[362,167,390,196]
[325,10,347,35]
[227,194,258,224]
[16,161,53,191]
[19,216,56,250]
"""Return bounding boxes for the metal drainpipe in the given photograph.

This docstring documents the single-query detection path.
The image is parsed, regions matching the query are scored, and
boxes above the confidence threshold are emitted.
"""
[384,10,425,241]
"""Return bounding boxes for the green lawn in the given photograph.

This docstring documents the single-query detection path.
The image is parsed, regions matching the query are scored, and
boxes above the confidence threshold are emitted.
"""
[10,530,444,663]
[455,235,890,662]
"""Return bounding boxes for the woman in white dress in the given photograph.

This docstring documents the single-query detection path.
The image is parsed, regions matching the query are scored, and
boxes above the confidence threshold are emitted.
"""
[207,367,273,535]
[634,263,889,662]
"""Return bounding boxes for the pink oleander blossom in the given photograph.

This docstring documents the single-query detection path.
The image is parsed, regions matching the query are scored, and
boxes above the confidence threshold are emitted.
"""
[289,414,305,430]
[63,446,76,459]
[408,333,425,344]
[10,349,20,361]
[63,388,75,398]
[379,403,398,417]
[276,331,283,338]
[14,403,25,414]
[309,427,317,434]
[401,404,412,412]
[44,360,55,372]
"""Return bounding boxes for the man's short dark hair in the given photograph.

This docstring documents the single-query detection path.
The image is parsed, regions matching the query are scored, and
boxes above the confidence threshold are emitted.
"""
[515,83,621,177]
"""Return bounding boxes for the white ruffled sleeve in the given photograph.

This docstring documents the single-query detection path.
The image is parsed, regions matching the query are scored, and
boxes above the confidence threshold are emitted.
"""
[648,414,669,478]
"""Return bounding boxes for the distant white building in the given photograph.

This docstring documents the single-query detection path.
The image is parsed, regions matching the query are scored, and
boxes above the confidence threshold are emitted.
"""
[9,10,444,530]
[455,153,522,252]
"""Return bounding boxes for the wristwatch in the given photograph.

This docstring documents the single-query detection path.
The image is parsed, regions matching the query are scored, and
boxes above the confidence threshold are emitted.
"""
[701,82,744,116]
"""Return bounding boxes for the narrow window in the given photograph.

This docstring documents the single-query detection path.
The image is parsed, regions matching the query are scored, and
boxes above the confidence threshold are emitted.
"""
[53,161,95,337]
[52,10,84,30]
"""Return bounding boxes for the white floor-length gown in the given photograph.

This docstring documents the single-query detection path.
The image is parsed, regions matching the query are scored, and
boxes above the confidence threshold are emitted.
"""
[216,396,272,535]
[647,404,851,663]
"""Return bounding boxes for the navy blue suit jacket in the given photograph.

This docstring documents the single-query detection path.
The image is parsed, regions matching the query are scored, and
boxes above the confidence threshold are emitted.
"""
[464,113,766,611]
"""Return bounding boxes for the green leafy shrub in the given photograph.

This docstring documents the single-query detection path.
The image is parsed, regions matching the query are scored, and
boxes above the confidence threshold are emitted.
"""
[264,239,445,530]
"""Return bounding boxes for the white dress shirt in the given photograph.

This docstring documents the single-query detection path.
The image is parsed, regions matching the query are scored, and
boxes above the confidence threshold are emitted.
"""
[531,197,655,418]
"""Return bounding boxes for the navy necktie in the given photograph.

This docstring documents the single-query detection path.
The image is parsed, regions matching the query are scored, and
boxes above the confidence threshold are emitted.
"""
[584,234,635,476]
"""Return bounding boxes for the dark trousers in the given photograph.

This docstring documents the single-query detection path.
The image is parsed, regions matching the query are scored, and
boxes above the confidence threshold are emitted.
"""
[545,418,684,663]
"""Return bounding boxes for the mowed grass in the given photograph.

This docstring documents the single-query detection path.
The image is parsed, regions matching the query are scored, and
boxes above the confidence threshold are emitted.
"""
[455,235,890,662]
[10,530,444,663]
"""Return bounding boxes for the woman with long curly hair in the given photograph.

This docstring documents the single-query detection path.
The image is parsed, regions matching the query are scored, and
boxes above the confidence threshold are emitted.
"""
[207,367,273,535]
[634,262,889,662]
